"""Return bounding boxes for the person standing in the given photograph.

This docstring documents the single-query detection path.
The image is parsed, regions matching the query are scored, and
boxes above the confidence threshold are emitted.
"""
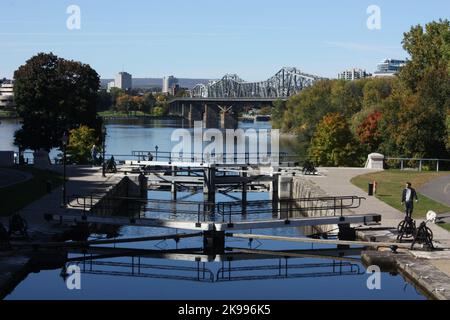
[401,182,418,218]
[91,144,98,164]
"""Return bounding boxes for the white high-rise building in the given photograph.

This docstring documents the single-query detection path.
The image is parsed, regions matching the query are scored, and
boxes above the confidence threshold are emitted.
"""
[107,81,116,92]
[373,59,406,77]
[115,72,132,91]
[162,76,178,94]
[0,81,15,109]
[338,68,371,81]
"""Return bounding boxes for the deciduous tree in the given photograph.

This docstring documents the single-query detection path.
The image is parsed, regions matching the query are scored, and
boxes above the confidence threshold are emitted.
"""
[309,113,362,166]
[14,52,102,151]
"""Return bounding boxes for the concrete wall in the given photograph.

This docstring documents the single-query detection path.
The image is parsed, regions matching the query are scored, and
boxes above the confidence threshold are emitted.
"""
[291,176,337,234]
[91,175,147,215]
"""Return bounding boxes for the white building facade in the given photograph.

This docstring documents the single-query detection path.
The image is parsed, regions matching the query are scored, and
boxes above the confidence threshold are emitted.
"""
[338,68,371,81]
[373,59,406,77]
[162,76,178,94]
[0,82,15,109]
[114,72,132,91]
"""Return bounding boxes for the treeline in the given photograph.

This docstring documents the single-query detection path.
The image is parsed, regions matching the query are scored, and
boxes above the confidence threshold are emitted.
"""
[272,19,450,167]
[97,88,171,116]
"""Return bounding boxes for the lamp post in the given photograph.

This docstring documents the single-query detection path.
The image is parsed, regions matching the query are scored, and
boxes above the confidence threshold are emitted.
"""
[102,124,107,177]
[61,132,68,207]
[155,145,159,161]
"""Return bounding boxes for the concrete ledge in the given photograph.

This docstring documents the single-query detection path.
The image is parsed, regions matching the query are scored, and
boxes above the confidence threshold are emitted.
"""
[362,250,450,300]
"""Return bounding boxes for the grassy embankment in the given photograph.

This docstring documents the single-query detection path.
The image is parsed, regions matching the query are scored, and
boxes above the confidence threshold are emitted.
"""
[351,170,450,229]
[0,166,63,217]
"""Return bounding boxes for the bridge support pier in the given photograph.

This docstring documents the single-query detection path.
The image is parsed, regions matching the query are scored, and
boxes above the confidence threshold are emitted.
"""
[181,103,188,119]
[218,105,236,129]
[203,104,219,128]
[188,103,202,123]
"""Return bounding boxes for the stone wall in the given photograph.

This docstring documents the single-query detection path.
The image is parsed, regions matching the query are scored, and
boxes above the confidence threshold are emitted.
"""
[91,175,147,215]
[291,176,337,234]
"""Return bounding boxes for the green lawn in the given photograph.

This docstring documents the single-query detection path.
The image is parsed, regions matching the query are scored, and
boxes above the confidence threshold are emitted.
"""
[0,166,63,217]
[441,224,450,232]
[351,170,450,219]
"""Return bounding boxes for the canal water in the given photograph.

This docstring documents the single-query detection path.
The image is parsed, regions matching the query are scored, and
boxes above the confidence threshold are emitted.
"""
[0,118,425,300]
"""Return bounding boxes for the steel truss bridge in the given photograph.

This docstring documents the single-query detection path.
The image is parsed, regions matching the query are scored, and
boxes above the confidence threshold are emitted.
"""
[191,67,324,99]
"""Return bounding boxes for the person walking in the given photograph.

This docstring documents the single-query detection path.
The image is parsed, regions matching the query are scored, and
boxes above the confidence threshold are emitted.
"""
[401,182,418,218]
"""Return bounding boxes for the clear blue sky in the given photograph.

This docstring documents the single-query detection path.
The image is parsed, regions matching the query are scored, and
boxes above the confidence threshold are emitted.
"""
[0,0,448,80]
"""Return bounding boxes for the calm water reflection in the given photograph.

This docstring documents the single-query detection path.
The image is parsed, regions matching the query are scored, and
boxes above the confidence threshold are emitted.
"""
[1,118,425,300]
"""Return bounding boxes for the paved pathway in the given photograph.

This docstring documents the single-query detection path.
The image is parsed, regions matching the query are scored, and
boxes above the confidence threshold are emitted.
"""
[303,167,450,280]
[0,165,123,237]
[305,168,402,219]
[418,174,450,207]
[303,168,450,244]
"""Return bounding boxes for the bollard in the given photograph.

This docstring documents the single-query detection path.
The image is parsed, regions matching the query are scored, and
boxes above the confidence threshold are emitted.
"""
[368,182,374,196]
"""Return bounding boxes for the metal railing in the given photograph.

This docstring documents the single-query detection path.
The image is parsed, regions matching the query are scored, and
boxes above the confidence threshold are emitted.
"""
[216,260,363,282]
[216,196,366,224]
[385,157,450,172]
[66,259,214,283]
[65,194,365,225]
[130,150,299,165]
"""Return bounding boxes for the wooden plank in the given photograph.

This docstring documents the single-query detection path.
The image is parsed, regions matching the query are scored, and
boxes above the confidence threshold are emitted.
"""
[214,214,381,231]
[227,233,414,249]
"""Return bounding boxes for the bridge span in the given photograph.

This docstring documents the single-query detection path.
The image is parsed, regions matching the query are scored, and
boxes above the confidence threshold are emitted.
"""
[168,97,284,127]
[168,67,324,128]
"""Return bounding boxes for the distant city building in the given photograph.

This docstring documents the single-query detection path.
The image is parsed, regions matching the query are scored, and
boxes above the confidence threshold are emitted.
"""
[338,68,371,81]
[0,81,15,109]
[373,59,406,77]
[107,81,116,92]
[170,84,181,96]
[114,72,132,91]
[162,76,178,94]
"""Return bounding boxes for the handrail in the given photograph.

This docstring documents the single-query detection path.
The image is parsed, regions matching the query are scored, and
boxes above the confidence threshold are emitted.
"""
[217,196,366,224]
[65,194,366,225]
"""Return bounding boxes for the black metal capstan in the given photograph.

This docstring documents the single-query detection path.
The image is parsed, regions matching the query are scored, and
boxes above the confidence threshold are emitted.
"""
[397,217,416,242]
[411,221,434,250]
[397,217,434,250]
